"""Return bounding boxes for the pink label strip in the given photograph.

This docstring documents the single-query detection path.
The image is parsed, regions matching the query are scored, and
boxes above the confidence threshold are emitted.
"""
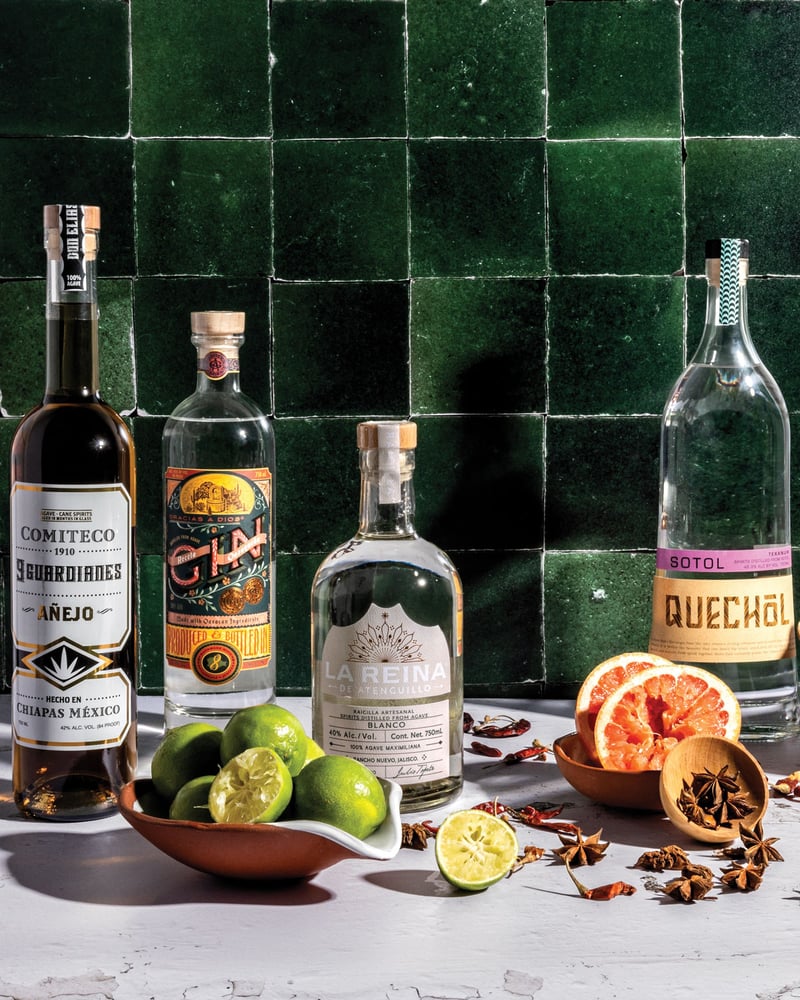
[657,546,792,574]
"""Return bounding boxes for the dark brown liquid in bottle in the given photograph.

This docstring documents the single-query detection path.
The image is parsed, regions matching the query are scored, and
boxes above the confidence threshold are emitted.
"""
[11,306,137,820]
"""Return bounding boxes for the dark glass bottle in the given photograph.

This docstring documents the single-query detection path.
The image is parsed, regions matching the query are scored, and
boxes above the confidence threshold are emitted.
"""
[11,204,138,819]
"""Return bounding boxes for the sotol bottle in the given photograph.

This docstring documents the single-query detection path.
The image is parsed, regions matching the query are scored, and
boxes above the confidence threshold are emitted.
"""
[11,204,137,819]
[649,238,799,738]
[311,421,463,812]
[163,311,275,728]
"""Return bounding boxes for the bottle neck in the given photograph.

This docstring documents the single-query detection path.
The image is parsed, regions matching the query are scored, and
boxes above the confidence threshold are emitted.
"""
[358,447,417,537]
[693,255,760,368]
[44,226,99,401]
[193,340,243,395]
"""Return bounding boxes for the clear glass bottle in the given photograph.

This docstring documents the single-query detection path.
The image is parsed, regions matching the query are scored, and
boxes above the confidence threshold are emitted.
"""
[10,204,138,819]
[163,311,275,728]
[649,238,799,739]
[311,421,463,812]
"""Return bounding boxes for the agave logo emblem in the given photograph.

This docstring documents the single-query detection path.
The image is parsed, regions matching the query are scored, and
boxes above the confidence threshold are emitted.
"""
[24,639,108,689]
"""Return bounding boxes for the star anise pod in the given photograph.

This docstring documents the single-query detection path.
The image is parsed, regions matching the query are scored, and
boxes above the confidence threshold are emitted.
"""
[401,822,433,850]
[678,781,717,828]
[721,861,765,892]
[739,820,783,867]
[510,844,545,874]
[553,828,609,867]
[635,844,690,871]
[661,863,715,903]
[692,764,740,801]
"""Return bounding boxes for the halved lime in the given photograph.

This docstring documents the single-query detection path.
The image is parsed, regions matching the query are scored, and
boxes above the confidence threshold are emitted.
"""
[435,809,519,891]
[208,746,292,824]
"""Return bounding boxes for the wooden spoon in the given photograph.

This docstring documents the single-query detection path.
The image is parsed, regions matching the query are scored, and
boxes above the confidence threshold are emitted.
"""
[659,735,769,844]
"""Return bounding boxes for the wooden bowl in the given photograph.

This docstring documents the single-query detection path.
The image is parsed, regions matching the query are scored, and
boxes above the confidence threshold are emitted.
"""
[118,777,402,881]
[658,735,769,844]
[553,732,663,811]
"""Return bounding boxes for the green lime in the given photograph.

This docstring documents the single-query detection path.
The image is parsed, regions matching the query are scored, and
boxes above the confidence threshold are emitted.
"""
[150,723,223,801]
[434,809,519,891]
[208,746,293,824]
[169,774,215,822]
[292,755,387,840]
[136,782,171,818]
[220,704,308,776]
[302,738,326,767]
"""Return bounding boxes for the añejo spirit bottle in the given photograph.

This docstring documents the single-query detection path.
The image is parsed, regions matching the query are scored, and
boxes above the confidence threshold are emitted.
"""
[649,238,799,738]
[163,311,276,727]
[11,204,137,819]
[311,421,464,812]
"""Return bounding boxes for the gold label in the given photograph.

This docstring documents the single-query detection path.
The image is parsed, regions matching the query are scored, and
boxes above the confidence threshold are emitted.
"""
[650,574,796,663]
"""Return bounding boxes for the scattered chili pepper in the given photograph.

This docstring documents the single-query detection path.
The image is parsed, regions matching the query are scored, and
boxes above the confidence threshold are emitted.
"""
[471,800,510,817]
[564,858,635,901]
[470,714,532,739]
[469,740,503,758]
[772,770,800,798]
[511,803,581,837]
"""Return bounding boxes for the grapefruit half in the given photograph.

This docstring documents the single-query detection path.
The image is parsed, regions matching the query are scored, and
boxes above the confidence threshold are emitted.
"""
[593,664,741,772]
[574,652,674,761]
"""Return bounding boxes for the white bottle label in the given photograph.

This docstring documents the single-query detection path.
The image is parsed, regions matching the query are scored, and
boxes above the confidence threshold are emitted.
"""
[318,603,452,785]
[11,482,134,750]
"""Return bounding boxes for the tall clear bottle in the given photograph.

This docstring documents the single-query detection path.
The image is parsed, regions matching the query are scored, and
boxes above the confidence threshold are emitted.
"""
[163,311,275,728]
[649,238,798,738]
[11,204,137,819]
[311,421,463,812]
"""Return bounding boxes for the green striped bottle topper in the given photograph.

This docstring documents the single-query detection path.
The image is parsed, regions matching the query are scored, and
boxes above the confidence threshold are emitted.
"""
[708,237,748,325]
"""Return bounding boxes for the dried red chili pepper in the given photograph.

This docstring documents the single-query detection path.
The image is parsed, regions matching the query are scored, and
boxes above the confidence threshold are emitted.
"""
[511,804,581,836]
[469,740,503,758]
[471,800,511,817]
[564,858,635,900]
[499,743,549,765]
[470,714,532,739]
[463,712,474,733]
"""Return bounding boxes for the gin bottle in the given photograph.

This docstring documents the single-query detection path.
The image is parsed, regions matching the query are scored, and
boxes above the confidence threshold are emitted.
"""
[311,421,464,812]
[163,311,275,728]
[649,238,798,738]
[11,204,137,819]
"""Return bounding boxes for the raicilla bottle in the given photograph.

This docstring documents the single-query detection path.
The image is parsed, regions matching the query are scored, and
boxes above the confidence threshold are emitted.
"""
[162,311,276,728]
[311,421,464,812]
[649,238,798,738]
[10,204,138,819]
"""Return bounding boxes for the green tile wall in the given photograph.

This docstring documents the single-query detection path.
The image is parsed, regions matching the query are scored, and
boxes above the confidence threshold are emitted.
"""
[2,0,800,699]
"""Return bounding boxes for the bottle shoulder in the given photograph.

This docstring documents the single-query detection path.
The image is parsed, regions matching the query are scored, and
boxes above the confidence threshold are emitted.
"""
[313,534,460,585]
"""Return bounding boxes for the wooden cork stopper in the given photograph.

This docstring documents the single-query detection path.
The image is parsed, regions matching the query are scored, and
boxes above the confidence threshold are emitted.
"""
[191,311,246,335]
[43,204,100,231]
[357,421,417,450]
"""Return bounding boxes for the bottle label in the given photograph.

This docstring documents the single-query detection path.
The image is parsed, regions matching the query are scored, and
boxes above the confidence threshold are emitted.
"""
[656,545,792,574]
[11,482,134,750]
[317,603,452,785]
[165,467,272,684]
[650,572,796,663]
[57,204,90,293]
[199,351,239,380]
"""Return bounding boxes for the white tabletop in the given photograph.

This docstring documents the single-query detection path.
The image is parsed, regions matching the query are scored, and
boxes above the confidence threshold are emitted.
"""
[1,694,798,1000]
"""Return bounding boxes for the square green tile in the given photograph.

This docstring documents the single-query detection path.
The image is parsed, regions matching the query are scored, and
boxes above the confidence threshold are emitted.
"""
[132,0,269,137]
[137,553,164,693]
[0,279,134,416]
[0,139,135,277]
[273,282,409,417]
[545,416,659,550]
[548,276,684,415]
[410,278,546,414]
[130,415,165,557]
[543,551,655,693]
[685,139,800,275]
[272,2,405,139]
[458,550,544,696]
[275,417,364,555]
[0,0,129,137]
[408,0,545,138]
[410,139,545,277]
[548,140,683,275]
[273,139,408,280]
[133,277,271,415]
[414,415,544,552]
[547,0,680,139]
[683,1,800,138]
[135,139,271,278]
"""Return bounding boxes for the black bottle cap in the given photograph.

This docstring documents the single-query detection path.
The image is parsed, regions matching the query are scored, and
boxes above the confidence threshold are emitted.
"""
[705,238,750,260]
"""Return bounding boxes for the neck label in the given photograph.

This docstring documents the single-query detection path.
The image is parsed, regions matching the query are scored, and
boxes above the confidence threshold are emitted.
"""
[58,204,88,293]
[718,238,742,325]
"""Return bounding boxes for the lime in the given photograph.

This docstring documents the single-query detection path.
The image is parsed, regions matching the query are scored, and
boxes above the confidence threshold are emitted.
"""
[435,809,519,891]
[169,775,215,822]
[220,704,308,776]
[137,782,171,819]
[150,723,223,801]
[302,738,326,767]
[292,755,387,840]
[208,746,293,824]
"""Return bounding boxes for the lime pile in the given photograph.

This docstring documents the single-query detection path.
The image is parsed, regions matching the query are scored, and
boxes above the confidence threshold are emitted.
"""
[146,704,387,840]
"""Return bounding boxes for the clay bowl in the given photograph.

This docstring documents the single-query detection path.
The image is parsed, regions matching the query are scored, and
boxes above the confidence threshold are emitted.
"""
[553,732,663,811]
[118,777,402,881]
[658,735,769,844]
